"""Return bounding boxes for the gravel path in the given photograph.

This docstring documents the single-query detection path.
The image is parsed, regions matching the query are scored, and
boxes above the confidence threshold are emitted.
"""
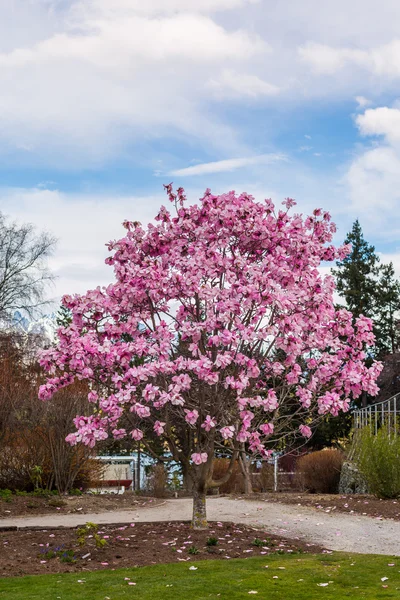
[1,497,399,556]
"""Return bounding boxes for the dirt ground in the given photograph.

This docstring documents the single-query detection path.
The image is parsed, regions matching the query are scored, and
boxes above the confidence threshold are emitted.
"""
[0,520,324,578]
[249,492,400,521]
[3,491,400,522]
[0,492,160,519]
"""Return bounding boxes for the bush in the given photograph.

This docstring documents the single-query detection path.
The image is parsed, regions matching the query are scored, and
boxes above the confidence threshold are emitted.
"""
[355,428,400,499]
[296,449,344,493]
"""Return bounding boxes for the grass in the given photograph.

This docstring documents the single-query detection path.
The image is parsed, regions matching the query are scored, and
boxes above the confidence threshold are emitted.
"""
[0,553,399,599]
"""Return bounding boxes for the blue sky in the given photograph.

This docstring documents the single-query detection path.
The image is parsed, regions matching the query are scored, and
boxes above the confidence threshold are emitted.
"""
[2,0,400,302]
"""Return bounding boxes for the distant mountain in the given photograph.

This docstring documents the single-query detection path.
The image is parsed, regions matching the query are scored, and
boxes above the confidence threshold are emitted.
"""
[5,311,58,342]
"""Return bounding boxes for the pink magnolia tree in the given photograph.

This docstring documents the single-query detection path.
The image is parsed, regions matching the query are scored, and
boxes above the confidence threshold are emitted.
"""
[39,187,381,528]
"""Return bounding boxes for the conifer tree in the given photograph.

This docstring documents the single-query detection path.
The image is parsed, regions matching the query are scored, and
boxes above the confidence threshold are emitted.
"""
[374,262,400,356]
[333,219,379,320]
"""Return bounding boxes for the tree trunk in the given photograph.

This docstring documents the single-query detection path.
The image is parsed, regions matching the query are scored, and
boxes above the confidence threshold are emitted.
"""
[238,449,253,495]
[136,442,141,492]
[192,484,208,529]
[182,465,193,493]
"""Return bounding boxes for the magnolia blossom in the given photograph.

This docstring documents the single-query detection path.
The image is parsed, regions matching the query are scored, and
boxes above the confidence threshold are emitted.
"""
[191,452,208,465]
[201,415,216,432]
[184,409,199,425]
[220,425,235,440]
[130,428,144,441]
[299,424,312,438]
[154,421,166,436]
[259,422,274,435]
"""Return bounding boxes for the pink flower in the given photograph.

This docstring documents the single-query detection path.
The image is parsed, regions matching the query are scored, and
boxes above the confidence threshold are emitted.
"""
[299,424,312,438]
[220,426,235,440]
[260,422,274,435]
[130,428,143,441]
[154,421,166,436]
[112,428,126,440]
[201,415,216,432]
[184,409,199,425]
[134,404,151,418]
[191,452,208,465]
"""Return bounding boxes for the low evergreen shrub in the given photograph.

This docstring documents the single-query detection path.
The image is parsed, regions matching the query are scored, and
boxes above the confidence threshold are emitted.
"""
[355,428,400,499]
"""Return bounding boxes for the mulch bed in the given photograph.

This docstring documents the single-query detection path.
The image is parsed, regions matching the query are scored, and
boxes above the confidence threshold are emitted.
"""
[250,492,400,520]
[0,521,325,578]
[0,492,159,518]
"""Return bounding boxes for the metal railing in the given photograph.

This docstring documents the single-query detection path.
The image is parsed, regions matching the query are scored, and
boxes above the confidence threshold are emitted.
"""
[353,392,400,435]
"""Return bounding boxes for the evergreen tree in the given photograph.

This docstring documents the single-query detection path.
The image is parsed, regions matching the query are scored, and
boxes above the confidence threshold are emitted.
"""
[333,221,400,358]
[332,219,379,319]
[56,305,72,328]
[374,262,400,356]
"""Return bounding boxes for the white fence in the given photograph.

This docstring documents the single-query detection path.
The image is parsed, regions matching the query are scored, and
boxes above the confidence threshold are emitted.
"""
[353,392,400,435]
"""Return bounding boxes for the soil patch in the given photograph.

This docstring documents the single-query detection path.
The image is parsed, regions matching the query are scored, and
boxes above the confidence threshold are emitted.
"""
[249,492,400,521]
[0,521,324,578]
[0,492,160,519]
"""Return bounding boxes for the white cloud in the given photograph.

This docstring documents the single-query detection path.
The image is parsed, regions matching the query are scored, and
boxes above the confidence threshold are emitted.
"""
[70,0,260,19]
[355,96,371,108]
[207,69,279,99]
[343,104,400,221]
[345,140,400,219]
[298,42,368,75]
[299,39,400,79]
[0,15,266,68]
[356,107,400,144]
[0,2,270,165]
[169,153,287,176]
[0,187,166,300]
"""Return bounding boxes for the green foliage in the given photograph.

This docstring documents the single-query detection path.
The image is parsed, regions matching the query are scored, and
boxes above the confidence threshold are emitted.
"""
[310,412,353,450]
[30,466,43,490]
[68,488,83,496]
[375,263,400,356]
[333,219,379,320]
[56,305,73,328]
[0,488,12,502]
[333,220,400,359]
[32,488,58,498]
[40,548,76,564]
[1,554,399,600]
[77,522,107,549]
[188,546,199,555]
[206,537,218,547]
[251,538,265,547]
[47,498,67,508]
[355,428,400,498]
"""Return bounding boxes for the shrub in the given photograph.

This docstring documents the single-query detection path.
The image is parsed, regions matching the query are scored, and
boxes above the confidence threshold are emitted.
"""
[47,498,67,508]
[355,428,400,499]
[77,522,107,548]
[0,488,12,502]
[296,449,344,493]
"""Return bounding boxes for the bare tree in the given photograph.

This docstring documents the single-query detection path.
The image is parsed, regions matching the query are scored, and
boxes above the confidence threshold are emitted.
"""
[0,212,56,319]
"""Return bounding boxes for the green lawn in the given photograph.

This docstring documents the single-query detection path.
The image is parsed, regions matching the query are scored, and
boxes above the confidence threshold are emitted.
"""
[0,553,399,599]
